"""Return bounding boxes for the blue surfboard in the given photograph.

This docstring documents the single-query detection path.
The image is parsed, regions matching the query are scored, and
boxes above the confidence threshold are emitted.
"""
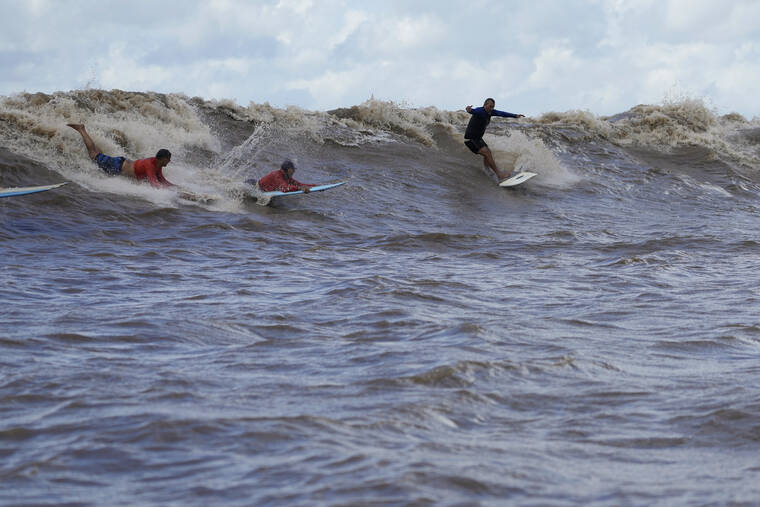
[250,180,346,206]
[258,181,346,198]
[0,182,67,198]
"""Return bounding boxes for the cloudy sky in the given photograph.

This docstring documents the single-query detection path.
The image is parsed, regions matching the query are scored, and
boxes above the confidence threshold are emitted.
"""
[1,0,758,117]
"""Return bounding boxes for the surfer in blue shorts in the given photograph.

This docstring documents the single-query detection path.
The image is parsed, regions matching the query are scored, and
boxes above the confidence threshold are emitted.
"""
[67,123,175,188]
[464,98,525,183]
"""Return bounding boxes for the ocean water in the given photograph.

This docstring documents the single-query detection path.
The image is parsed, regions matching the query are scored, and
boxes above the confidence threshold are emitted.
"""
[2,90,760,505]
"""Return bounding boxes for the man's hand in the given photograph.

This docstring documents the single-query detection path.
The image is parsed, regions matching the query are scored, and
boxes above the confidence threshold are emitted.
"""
[516,114,526,118]
[302,186,310,194]
[466,105,473,113]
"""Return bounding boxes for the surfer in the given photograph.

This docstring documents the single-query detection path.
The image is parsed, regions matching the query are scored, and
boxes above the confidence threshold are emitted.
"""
[67,124,174,188]
[464,98,525,183]
[249,160,314,193]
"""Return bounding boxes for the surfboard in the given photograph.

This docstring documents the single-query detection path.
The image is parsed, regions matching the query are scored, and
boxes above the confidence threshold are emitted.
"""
[178,191,221,203]
[499,172,537,187]
[0,182,67,198]
[257,181,347,198]
[250,181,346,206]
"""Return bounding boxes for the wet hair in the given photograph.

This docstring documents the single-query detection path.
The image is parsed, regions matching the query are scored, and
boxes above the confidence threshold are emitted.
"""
[281,159,295,171]
[156,149,171,160]
[484,98,495,106]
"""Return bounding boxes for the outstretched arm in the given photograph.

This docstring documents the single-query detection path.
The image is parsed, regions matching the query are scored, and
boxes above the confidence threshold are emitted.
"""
[492,109,525,118]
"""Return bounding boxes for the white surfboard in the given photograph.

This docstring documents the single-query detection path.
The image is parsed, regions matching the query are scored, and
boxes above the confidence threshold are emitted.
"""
[499,172,537,187]
[0,182,67,198]
[251,181,346,205]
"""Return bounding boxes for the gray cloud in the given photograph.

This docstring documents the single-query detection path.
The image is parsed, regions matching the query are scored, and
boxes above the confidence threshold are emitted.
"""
[0,0,757,117]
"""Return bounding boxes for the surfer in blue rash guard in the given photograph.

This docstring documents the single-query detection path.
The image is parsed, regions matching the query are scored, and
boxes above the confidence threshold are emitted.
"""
[464,98,525,183]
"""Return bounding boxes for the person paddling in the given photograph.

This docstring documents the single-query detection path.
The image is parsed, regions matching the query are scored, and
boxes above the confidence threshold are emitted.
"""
[463,98,525,183]
[67,123,174,188]
[248,159,314,193]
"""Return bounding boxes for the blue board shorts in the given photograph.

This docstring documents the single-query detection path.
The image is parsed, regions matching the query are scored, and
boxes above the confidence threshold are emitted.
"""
[464,138,488,154]
[95,153,126,175]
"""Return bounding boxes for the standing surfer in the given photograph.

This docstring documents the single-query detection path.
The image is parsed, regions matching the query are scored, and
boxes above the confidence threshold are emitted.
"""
[464,98,525,183]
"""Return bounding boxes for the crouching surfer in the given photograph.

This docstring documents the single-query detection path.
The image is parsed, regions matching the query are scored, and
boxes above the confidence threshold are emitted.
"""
[463,98,525,183]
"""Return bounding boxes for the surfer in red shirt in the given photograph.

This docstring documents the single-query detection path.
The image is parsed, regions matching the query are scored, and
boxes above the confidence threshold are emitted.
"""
[252,160,314,193]
[67,124,174,188]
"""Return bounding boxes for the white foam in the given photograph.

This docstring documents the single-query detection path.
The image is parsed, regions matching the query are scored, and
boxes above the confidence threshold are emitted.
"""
[699,182,733,197]
[0,90,242,209]
[329,98,463,146]
[485,130,580,188]
[215,125,271,181]
[538,98,760,172]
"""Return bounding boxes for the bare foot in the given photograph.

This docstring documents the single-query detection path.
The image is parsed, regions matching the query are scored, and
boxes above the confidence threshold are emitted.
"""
[66,123,85,132]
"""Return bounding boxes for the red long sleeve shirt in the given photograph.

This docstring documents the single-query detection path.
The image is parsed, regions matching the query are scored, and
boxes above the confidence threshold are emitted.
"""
[258,169,313,192]
[133,157,173,188]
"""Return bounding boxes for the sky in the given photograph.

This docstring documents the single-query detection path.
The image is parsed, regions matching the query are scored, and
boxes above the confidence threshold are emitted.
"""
[1,0,758,118]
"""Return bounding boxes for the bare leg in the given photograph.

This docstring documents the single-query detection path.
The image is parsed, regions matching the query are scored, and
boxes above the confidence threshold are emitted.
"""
[479,146,510,181]
[67,124,100,160]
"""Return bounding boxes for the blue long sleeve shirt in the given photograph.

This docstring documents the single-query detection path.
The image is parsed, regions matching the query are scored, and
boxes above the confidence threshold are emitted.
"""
[465,107,519,140]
